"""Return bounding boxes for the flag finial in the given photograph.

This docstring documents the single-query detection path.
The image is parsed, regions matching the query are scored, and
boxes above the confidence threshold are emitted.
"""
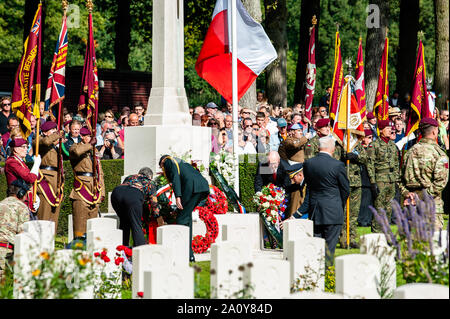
[335,22,340,32]
[312,15,317,26]
[418,30,424,41]
[62,0,69,12]
[385,27,389,38]
[86,0,93,13]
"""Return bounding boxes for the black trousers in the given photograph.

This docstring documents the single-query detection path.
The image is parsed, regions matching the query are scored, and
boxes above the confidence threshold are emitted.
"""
[177,191,210,262]
[313,224,342,268]
[111,185,146,247]
[358,186,373,227]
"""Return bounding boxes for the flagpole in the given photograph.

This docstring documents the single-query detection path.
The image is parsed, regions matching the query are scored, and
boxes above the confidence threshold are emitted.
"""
[231,0,240,201]
[346,77,351,249]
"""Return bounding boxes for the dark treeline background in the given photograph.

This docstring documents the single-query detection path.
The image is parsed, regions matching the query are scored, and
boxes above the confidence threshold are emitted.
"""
[0,0,448,110]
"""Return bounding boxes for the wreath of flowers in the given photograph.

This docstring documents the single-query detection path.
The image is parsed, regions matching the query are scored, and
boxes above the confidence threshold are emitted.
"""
[191,186,227,253]
[253,183,287,227]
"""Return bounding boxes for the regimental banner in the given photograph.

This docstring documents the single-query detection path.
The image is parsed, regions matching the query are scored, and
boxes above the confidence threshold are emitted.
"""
[355,38,367,121]
[45,11,68,121]
[304,20,316,120]
[11,3,42,138]
[406,40,430,136]
[329,31,344,122]
[373,37,389,122]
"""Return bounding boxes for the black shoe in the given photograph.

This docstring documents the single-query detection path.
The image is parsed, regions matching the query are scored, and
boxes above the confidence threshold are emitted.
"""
[190,256,196,262]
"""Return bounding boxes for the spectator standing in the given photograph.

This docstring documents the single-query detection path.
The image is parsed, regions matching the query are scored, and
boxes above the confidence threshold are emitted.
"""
[62,120,82,160]
[300,136,350,267]
[366,112,378,140]
[319,87,332,111]
[205,102,218,117]
[269,118,288,151]
[0,96,13,135]
[224,115,233,141]
[194,106,206,116]
[134,104,145,125]
[394,118,405,143]
[318,106,328,118]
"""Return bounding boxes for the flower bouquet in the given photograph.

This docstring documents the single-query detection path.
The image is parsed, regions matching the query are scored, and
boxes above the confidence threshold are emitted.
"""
[253,184,287,248]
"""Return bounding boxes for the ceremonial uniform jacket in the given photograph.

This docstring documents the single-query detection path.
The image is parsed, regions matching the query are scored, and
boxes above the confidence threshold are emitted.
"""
[0,196,30,250]
[4,156,37,186]
[304,134,342,161]
[366,138,401,184]
[401,138,449,213]
[69,143,105,204]
[278,136,308,163]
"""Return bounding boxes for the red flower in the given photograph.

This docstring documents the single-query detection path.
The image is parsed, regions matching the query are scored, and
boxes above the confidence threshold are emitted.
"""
[94,252,100,257]
[114,257,125,265]
[280,207,286,212]
[103,256,111,263]
[116,245,125,252]
[101,250,107,258]
[137,292,144,298]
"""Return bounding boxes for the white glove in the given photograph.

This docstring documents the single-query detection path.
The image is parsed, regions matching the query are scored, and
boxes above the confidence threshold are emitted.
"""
[33,196,40,211]
[30,155,42,175]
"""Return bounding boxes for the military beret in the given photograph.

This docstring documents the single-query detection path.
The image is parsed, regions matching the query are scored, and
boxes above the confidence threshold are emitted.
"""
[366,112,375,120]
[316,118,330,129]
[378,119,391,130]
[41,121,57,132]
[79,127,91,136]
[364,129,373,137]
[419,117,439,128]
[287,163,304,179]
[10,138,27,148]
[63,120,72,126]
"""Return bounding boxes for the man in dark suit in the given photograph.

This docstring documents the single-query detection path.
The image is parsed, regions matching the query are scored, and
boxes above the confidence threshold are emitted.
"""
[301,136,350,267]
[254,151,291,193]
[159,155,210,262]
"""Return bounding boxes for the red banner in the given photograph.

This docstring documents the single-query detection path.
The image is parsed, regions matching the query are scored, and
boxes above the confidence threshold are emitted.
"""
[304,24,316,120]
[355,38,367,121]
[373,37,389,122]
[78,12,99,134]
[406,41,430,136]
[11,3,42,138]
[329,31,344,122]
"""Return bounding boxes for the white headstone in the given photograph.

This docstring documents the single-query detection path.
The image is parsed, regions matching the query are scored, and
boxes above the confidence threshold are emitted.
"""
[282,219,313,259]
[22,220,55,253]
[87,217,117,232]
[360,233,396,296]
[143,266,194,299]
[210,241,252,299]
[68,214,73,243]
[432,230,448,257]
[335,254,381,299]
[286,237,326,291]
[287,291,345,299]
[213,213,262,250]
[132,244,172,299]
[157,225,190,267]
[243,259,290,299]
[222,224,251,242]
[393,283,449,299]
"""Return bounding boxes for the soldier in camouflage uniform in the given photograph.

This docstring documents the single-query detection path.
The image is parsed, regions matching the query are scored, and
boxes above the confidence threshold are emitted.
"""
[0,179,31,282]
[366,119,403,233]
[400,118,449,230]
[338,140,375,248]
[304,118,342,161]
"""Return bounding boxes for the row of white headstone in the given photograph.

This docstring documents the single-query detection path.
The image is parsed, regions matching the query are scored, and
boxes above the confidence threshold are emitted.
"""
[12,216,449,299]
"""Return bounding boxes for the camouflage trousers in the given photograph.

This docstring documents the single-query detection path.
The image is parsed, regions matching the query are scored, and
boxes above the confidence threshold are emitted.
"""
[372,181,396,233]
[339,186,361,246]
[0,247,13,284]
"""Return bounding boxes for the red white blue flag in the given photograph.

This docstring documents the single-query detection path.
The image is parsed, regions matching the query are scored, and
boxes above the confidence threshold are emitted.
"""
[44,12,68,121]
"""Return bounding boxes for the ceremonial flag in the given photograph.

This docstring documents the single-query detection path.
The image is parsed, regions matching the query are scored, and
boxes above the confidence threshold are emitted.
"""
[332,76,365,152]
[11,3,42,138]
[45,11,68,122]
[304,19,317,120]
[405,40,430,136]
[373,37,389,122]
[78,9,99,132]
[329,31,344,122]
[355,38,367,120]
[195,0,277,103]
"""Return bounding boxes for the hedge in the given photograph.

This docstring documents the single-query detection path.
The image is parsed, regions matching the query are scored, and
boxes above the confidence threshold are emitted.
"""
[0,156,260,237]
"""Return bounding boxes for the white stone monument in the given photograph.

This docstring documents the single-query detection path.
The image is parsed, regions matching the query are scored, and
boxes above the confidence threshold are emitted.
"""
[393,283,449,299]
[156,225,190,267]
[124,0,211,175]
[143,266,194,299]
[335,254,381,299]
[282,219,313,259]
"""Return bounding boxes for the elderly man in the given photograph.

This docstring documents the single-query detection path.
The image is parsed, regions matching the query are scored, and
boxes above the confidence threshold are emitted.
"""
[278,123,308,164]
[34,121,65,231]
[205,102,218,117]
[0,179,31,282]
[159,155,210,262]
[254,151,291,193]
[301,136,350,267]
[69,128,105,241]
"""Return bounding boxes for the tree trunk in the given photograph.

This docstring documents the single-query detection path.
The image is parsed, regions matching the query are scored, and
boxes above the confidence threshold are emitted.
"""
[293,0,321,104]
[364,0,390,112]
[239,0,262,111]
[114,0,131,70]
[396,0,419,99]
[263,0,288,108]
[434,0,449,110]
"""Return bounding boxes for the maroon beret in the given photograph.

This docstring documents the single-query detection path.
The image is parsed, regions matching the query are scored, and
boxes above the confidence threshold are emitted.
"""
[419,117,439,128]
[80,127,91,136]
[364,129,373,137]
[63,120,72,127]
[378,119,391,130]
[316,118,330,129]
[41,121,57,132]
[10,138,27,148]
[366,112,375,120]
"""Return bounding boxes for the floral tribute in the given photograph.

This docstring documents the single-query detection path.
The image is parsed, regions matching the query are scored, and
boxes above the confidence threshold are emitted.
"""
[253,183,287,226]
[210,150,236,187]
